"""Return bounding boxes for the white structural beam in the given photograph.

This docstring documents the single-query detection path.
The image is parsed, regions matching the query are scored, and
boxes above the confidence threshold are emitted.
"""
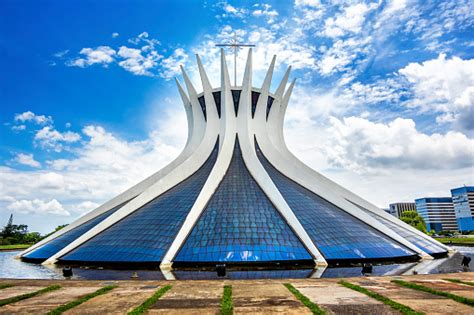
[161,49,238,268]
[43,65,219,265]
[19,77,205,259]
[266,79,448,253]
[238,50,327,266]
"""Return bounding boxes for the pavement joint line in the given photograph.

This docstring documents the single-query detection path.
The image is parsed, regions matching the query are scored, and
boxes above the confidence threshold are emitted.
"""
[391,279,474,307]
[128,285,172,315]
[283,283,326,315]
[443,278,474,286]
[46,285,117,315]
[0,284,61,307]
[220,284,233,315]
[339,280,424,315]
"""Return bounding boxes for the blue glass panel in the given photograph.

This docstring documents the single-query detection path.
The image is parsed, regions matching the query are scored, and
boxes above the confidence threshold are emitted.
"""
[23,200,130,261]
[197,95,207,121]
[231,90,241,116]
[175,138,312,263]
[266,96,274,120]
[59,141,219,263]
[350,202,447,256]
[212,91,221,118]
[251,91,260,118]
[255,142,416,261]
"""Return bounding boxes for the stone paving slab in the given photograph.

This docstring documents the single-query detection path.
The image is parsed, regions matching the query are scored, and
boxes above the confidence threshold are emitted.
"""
[292,281,399,315]
[410,279,474,299]
[147,281,222,315]
[0,286,44,300]
[233,281,310,314]
[64,284,157,315]
[0,286,102,315]
[351,278,474,314]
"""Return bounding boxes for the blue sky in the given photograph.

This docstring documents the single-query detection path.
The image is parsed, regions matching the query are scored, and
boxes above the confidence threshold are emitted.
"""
[1,0,473,233]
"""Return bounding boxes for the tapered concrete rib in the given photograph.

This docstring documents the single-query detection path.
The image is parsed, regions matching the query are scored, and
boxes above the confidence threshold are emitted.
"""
[19,74,202,259]
[265,80,444,255]
[160,49,237,268]
[43,66,219,265]
[175,78,193,147]
[239,50,327,266]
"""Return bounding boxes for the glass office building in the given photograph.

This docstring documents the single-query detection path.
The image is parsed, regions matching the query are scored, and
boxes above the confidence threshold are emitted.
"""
[451,186,474,232]
[20,50,448,267]
[415,197,458,232]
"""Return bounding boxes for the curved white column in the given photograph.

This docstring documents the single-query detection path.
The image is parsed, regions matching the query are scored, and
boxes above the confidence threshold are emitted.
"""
[238,50,327,266]
[20,78,205,259]
[43,64,219,265]
[267,84,447,252]
[160,49,237,268]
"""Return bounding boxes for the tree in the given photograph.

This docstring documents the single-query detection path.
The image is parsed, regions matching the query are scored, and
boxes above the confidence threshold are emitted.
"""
[400,210,427,233]
[0,214,30,245]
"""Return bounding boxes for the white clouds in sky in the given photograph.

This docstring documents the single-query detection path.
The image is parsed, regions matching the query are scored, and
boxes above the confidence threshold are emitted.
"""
[14,153,41,168]
[325,116,474,172]
[399,54,474,131]
[6,198,70,216]
[14,111,52,125]
[67,46,116,68]
[34,126,81,152]
[322,2,379,38]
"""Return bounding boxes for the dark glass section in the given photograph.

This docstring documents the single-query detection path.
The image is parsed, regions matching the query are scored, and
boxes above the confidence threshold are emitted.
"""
[251,91,260,118]
[59,141,219,263]
[255,141,416,261]
[231,90,241,116]
[23,201,130,261]
[197,95,207,121]
[212,91,221,118]
[175,138,312,263]
[350,202,447,256]
[266,97,274,120]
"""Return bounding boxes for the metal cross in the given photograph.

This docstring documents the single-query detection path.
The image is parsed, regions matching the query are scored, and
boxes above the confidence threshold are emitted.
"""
[216,33,255,86]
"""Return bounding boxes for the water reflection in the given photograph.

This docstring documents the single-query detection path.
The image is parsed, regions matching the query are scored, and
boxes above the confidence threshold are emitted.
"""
[1,246,472,280]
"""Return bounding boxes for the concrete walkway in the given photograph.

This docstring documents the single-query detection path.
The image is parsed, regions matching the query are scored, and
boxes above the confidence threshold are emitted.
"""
[0,272,472,314]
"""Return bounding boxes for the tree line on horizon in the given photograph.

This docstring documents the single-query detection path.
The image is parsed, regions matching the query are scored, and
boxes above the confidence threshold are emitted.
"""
[0,214,67,246]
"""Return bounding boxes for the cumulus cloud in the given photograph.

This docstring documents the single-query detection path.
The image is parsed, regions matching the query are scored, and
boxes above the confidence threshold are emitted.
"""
[6,198,70,216]
[14,153,41,168]
[322,2,379,38]
[14,111,53,125]
[112,32,119,38]
[117,46,161,76]
[399,54,474,131]
[218,2,248,18]
[159,48,189,79]
[34,126,81,152]
[67,46,116,68]
[252,4,278,24]
[325,116,474,172]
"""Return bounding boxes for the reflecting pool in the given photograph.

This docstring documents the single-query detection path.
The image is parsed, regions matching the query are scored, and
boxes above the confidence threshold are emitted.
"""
[0,246,472,280]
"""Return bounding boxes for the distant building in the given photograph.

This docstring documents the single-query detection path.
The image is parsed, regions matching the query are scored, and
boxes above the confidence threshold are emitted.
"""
[415,197,457,232]
[383,208,397,216]
[389,202,416,218]
[451,186,474,232]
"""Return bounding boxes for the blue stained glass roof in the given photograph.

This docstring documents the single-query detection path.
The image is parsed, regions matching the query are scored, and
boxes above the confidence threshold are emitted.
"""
[255,141,416,261]
[351,202,447,256]
[22,200,130,261]
[59,141,219,263]
[175,138,312,263]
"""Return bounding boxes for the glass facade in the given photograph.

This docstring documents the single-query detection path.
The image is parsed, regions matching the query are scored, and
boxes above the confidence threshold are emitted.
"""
[255,142,416,261]
[352,202,447,255]
[59,141,219,263]
[175,138,312,263]
[22,200,130,261]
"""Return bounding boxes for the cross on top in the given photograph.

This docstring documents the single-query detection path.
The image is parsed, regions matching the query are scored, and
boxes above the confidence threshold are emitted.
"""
[216,33,255,86]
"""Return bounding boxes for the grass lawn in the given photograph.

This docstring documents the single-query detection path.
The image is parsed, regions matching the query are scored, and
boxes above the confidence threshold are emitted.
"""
[0,244,31,250]
[434,237,474,245]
